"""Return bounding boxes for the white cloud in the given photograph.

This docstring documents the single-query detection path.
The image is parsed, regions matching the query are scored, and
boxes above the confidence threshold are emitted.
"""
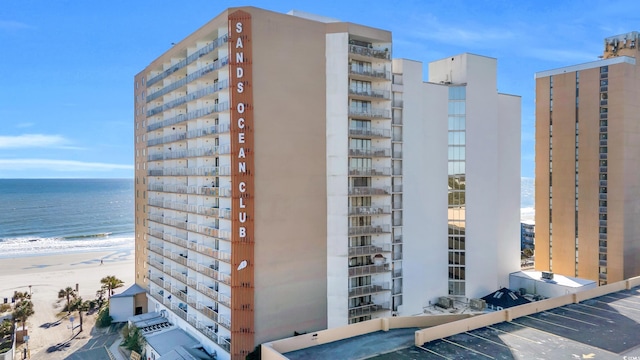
[0,159,133,172]
[0,134,69,149]
[0,20,33,30]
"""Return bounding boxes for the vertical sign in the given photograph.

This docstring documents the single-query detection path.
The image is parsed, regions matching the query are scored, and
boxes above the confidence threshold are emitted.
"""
[229,10,254,360]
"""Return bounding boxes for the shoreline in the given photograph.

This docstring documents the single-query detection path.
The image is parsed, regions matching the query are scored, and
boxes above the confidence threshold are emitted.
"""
[0,243,134,261]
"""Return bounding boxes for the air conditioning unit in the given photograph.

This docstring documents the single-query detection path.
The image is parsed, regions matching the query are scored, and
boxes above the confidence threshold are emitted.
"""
[437,297,454,309]
[469,298,486,311]
[541,271,554,280]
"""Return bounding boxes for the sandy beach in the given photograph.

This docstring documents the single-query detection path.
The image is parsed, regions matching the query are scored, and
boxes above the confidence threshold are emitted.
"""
[0,248,134,359]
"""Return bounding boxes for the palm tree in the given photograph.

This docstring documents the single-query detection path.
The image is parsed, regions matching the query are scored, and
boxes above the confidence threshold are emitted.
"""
[100,276,124,298]
[58,287,77,314]
[0,319,12,339]
[13,291,30,301]
[12,300,34,332]
[69,297,90,333]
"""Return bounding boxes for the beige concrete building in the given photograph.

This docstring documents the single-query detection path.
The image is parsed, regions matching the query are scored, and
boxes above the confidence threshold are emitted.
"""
[134,7,521,360]
[535,31,640,285]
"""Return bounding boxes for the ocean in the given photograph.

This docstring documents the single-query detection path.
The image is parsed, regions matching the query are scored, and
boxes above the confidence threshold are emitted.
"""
[0,178,134,258]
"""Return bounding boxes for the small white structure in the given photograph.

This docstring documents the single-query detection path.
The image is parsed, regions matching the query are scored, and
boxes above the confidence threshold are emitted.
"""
[109,284,146,322]
[510,271,596,299]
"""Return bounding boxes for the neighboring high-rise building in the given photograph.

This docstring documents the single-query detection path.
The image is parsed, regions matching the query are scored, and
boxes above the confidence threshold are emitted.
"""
[134,7,520,359]
[535,31,640,285]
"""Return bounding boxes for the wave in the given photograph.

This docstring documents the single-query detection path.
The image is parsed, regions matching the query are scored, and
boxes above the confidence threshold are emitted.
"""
[0,235,134,258]
[64,232,113,240]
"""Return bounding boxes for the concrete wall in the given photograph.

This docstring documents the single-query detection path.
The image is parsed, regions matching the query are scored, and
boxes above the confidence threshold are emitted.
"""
[262,314,468,358]
[401,58,449,313]
[325,32,350,329]
[110,296,134,323]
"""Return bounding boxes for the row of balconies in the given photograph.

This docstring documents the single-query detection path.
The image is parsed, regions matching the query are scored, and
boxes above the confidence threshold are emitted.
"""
[349,167,391,176]
[348,206,391,216]
[349,66,391,80]
[348,44,390,60]
[349,127,391,138]
[148,183,232,197]
[348,88,390,100]
[147,101,229,132]
[348,263,390,278]
[349,147,390,158]
[348,283,390,298]
[146,33,228,87]
[147,123,230,147]
[349,108,391,119]
[348,301,391,319]
[348,244,391,257]
[349,186,390,196]
[348,224,391,236]
[147,80,229,117]
[147,56,229,102]
[148,199,231,218]
[148,145,230,161]
[149,215,231,241]
[148,166,231,177]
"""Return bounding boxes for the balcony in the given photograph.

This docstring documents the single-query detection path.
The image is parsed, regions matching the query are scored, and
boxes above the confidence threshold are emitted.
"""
[348,44,390,60]
[349,88,390,100]
[393,168,402,176]
[349,108,391,120]
[349,66,391,80]
[349,206,391,216]
[149,244,163,256]
[147,166,231,177]
[349,167,391,176]
[392,100,403,108]
[392,114,403,125]
[349,127,391,139]
[171,270,188,284]
[349,147,390,157]
[349,263,390,277]
[147,56,230,103]
[147,101,230,132]
[600,126,608,133]
[392,150,402,159]
[348,283,390,298]
[147,80,230,117]
[393,268,402,278]
[198,264,231,286]
[147,145,231,161]
[600,166,608,173]
[146,33,228,87]
[171,303,188,321]
[392,185,402,193]
[149,259,164,271]
[393,218,403,226]
[348,244,391,257]
[349,225,391,236]
[348,186,390,196]
[393,235,402,243]
[149,276,164,288]
[348,302,390,318]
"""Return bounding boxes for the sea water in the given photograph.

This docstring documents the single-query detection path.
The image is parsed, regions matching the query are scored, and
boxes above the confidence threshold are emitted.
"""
[0,179,134,258]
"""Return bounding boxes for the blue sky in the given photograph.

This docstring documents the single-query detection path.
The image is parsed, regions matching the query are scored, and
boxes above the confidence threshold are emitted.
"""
[1,1,639,179]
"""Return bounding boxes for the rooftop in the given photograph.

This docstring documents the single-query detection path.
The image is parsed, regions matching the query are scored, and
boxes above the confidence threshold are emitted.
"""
[265,277,640,360]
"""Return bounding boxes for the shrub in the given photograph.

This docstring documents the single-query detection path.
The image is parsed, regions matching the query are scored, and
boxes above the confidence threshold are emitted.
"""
[0,304,10,314]
[121,324,144,354]
[96,306,113,328]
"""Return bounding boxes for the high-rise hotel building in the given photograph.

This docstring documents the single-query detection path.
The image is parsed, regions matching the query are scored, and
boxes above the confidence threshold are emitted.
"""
[134,7,520,359]
[535,32,640,285]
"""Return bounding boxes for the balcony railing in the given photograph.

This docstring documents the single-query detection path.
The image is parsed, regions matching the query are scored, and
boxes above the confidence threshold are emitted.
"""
[146,33,229,87]
[147,56,230,102]
[348,186,390,196]
[392,114,403,125]
[148,166,231,177]
[349,167,391,176]
[348,302,391,318]
[393,235,402,243]
[147,101,230,132]
[349,108,391,119]
[147,145,231,161]
[349,147,390,157]
[348,283,390,298]
[349,44,390,60]
[392,100,403,107]
[147,80,230,117]
[392,185,402,193]
[349,66,391,80]
[171,303,188,321]
[349,206,391,215]
[348,225,391,236]
[348,244,391,257]
[349,88,390,99]
[349,127,391,138]
[348,263,390,277]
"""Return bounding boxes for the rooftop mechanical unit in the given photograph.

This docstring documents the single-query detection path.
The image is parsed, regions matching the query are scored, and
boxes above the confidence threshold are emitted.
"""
[541,271,554,280]
[436,296,454,309]
[469,298,486,311]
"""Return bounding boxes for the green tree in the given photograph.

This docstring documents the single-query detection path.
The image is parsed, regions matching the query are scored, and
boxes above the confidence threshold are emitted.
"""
[58,287,77,314]
[0,319,12,339]
[12,300,34,332]
[121,324,145,354]
[69,297,90,333]
[100,276,124,298]
[13,291,30,301]
[96,306,112,328]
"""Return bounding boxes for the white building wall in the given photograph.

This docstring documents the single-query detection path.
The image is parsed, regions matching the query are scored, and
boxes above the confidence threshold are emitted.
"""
[325,32,350,328]
[426,54,520,300]
[400,59,449,314]
[109,296,134,323]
